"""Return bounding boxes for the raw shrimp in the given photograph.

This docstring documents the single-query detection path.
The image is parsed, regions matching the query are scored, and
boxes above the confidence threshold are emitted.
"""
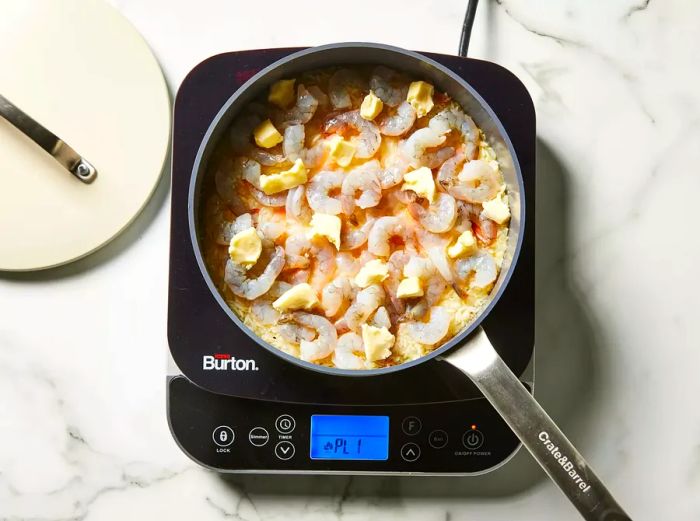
[283,124,305,160]
[323,111,381,159]
[306,170,344,215]
[428,106,479,159]
[303,139,328,168]
[281,85,318,127]
[370,306,392,329]
[369,66,406,107]
[340,161,382,214]
[400,127,446,167]
[286,185,311,223]
[454,250,497,288]
[216,212,253,245]
[421,146,455,169]
[306,85,329,109]
[340,216,376,251]
[248,148,286,166]
[383,249,413,315]
[379,101,416,136]
[250,186,287,207]
[309,239,337,292]
[392,187,417,205]
[334,332,365,369]
[233,157,262,190]
[342,284,385,331]
[335,252,360,276]
[288,269,310,284]
[279,323,316,343]
[368,216,413,257]
[224,246,285,299]
[417,231,454,283]
[407,192,458,233]
[251,301,280,325]
[321,275,353,317]
[378,157,409,189]
[457,201,497,244]
[250,281,291,325]
[285,312,337,362]
[329,68,365,109]
[406,306,451,345]
[452,159,501,203]
[285,235,313,269]
[436,149,466,192]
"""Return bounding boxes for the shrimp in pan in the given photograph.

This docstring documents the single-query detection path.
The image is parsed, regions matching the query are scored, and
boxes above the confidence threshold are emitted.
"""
[203,65,510,369]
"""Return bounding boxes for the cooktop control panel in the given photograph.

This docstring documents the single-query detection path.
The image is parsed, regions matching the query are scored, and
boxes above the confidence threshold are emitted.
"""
[168,376,524,474]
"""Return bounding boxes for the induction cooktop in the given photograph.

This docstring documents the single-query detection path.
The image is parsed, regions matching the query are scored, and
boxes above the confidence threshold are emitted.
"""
[167,48,536,474]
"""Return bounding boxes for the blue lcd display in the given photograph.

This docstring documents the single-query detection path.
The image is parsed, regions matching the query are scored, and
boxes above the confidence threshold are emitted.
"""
[310,415,389,461]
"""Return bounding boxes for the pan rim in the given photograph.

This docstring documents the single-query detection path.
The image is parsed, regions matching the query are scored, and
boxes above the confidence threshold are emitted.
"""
[187,42,526,377]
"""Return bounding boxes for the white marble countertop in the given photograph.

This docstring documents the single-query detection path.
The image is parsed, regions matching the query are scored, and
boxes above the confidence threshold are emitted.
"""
[1,0,698,519]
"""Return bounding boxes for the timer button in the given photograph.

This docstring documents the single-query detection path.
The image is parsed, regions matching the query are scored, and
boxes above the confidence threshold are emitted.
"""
[248,427,269,447]
[428,429,449,449]
[401,416,422,435]
[212,426,235,447]
[275,414,296,434]
[400,442,421,462]
[274,441,295,460]
[462,429,484,450]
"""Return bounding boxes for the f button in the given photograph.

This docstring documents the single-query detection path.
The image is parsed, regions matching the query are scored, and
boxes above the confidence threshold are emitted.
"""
[402,416,422,436]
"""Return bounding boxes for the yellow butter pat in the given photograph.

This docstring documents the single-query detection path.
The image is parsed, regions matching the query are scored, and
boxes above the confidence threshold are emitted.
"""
[268,79,296,109]
[482,195,510,225]
[361,324,395,362]
[401,167,436,202]
[327,136,356,167]
[259,158,307,194]
[308,213,342,250]
[407,81,434,117]
[360,91,383,120]
[447,230,477,258]
[253,119,283,149]
[396,276,424,298]
[354,259,389,288]
[228,227,262,268]
[272,283,319,312]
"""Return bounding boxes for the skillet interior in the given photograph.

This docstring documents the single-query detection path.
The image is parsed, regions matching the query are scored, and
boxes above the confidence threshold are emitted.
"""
[189,42,525,376]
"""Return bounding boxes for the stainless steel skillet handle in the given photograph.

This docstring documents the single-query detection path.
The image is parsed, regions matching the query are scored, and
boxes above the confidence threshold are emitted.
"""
[442,328,632,521]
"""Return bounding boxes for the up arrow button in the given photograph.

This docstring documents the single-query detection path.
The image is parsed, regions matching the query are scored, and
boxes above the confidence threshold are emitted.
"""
[400,442,421,462]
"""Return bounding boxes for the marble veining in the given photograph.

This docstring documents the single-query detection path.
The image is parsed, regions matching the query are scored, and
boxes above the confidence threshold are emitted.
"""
[1,0,698,519]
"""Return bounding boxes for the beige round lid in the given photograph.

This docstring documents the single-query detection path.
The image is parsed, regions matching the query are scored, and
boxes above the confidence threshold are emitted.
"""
[0,0,170,271]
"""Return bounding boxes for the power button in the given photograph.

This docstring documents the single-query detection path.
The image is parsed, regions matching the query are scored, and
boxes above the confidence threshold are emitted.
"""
[462,429,484,450]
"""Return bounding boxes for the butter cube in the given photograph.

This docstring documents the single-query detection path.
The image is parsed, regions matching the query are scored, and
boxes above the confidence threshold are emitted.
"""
[447,230,477,258]
[401,167,436,202]
[396,276,424,298]
[259,158,307,194]
[407,81,434,117]
[254,119,283,148]
[308,213,342,250]
[327,136,356,167]
[268,79,296,109]
[360,91,384,120]
[482,195,510,224]
[228,227,262,268]
[354,259,389,288]
[273,283,319,312]
[361,324,395,362]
